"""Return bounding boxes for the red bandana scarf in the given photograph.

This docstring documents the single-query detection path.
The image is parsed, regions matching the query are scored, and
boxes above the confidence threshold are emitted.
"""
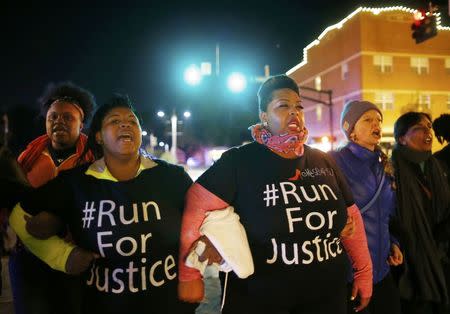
[249,123,308,157]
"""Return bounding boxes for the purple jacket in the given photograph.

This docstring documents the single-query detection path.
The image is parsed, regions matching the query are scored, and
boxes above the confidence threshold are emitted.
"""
[330,142,396,284]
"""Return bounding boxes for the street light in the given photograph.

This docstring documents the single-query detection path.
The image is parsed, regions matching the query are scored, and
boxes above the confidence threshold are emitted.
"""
[227,72,247,93]
[157,110,191,163]
[184,64,202,86]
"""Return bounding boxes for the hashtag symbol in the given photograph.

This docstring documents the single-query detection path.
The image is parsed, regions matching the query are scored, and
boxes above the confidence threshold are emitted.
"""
[263,184,279,207]
[82,202,96,229]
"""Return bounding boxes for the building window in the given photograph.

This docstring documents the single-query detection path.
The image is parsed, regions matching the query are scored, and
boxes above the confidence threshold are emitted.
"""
[373,55,393,73]
[315,76,321,91]
[419,94,431,109]
[374,92,394,110]
[341,63,349,80]
[446,58,450,74]
[411,57,429,74]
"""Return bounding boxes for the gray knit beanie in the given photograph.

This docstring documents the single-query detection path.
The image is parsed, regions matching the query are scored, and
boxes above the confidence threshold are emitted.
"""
[340,100,382,139]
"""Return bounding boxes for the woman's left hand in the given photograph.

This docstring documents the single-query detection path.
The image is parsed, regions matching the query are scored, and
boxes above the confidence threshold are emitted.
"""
[195,235,223,265]
[387,243,403,266]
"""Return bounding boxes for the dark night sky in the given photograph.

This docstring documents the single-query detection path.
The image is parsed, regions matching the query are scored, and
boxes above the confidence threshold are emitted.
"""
[2,0,448,149]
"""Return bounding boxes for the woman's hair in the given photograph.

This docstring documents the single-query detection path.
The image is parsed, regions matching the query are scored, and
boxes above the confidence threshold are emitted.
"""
[80,94,141,160]
[432,114,450,144]
[257,74,300,112]
[393,111,431,143]
[38,81,96,123]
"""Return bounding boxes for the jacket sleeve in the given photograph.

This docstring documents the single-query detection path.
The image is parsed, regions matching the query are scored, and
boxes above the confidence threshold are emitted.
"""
[341,204,373,298]
[178,183,229,282]
[9,203,75,273]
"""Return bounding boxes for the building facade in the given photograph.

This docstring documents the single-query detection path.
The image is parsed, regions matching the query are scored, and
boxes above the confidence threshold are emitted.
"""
[287,6,450,151]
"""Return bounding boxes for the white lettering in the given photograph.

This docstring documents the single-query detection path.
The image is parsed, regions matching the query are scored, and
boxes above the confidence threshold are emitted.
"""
[98,200,116,227]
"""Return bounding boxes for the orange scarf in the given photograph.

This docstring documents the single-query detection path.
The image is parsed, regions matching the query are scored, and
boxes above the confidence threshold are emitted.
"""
[19,133,93,173]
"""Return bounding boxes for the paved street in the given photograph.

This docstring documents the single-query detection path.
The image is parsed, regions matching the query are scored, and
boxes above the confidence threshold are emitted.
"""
[0,257,14,314]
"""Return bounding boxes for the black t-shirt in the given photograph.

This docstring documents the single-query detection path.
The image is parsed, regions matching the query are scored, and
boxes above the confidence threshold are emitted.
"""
[197,142,354,307]
[21,159,194,314]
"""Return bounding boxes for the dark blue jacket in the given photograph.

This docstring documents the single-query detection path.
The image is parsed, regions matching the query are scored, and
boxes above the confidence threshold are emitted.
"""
[330,142,396,284]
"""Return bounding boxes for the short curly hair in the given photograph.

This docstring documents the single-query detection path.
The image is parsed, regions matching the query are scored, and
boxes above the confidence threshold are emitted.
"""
[433,114,450,144]
[257,74,300,112]
[38,81,96,123]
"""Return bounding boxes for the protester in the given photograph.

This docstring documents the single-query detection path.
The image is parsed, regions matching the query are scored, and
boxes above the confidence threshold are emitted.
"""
[392,112,450,314]
[178,74,373,314]
[330,100,402,314]
[10,95,195,314]
[432,114,450,176]
[9,82,96,314]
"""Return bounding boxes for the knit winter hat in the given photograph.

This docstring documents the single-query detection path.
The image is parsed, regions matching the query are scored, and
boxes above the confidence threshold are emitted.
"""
[340,100,382,139]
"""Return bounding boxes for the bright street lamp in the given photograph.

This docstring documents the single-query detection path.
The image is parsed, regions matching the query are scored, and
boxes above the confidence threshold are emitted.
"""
[184,65,202,86]
[227,72,247,93]
[157,110,191,163]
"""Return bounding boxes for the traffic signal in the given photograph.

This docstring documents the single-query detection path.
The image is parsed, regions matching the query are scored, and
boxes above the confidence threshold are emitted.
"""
[411,11,438,44]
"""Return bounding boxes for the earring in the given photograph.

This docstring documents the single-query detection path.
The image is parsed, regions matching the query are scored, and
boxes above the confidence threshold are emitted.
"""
[350,133,357,142]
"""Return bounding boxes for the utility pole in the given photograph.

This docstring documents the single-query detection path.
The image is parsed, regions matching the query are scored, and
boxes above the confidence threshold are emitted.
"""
[299,86,334,150]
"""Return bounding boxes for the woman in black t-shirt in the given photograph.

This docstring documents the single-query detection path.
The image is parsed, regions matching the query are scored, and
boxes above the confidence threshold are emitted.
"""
[178,75,373,314]
[10,95,195,314]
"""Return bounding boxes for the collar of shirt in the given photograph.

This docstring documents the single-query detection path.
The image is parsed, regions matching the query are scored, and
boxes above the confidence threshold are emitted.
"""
[85,155,157,182]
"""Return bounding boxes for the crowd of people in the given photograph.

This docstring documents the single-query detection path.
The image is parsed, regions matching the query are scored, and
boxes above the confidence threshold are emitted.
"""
[0,75,449,314]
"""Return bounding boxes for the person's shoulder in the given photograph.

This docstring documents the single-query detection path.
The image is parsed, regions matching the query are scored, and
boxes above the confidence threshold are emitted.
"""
[304,145,331,159]
[305,145,342,168]
[327,145,351,162]
[231,141,265,156]
[57,163,91,180]
[151,158,188,177]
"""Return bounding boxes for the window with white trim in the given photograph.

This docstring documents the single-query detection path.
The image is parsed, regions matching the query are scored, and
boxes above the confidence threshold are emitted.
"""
[341,63,349,80]
[374,92,394,110]
[446,58,450,74]
[373,55,393,73]
[315,76,321,91]
[411,57,429,74]
[419,94,431,109]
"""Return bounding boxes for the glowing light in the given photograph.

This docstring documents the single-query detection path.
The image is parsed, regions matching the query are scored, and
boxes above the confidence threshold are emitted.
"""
[227,72,247,93]
[184,64,202,86]
[321,136,330,143]
[183,111,191,118]
[157,111,165,118]
[286,6,450,76]
[158,141,165,147]
[142,130,148,136]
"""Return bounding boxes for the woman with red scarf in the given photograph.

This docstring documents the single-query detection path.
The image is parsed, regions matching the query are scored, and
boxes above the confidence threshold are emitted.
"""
[178,75,373,314]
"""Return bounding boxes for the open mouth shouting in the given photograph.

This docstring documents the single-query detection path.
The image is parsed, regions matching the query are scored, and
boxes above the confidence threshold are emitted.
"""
[52,125,69,135]
[372,129,381,139]
[117,132,134,142]
[288,118,301,131]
